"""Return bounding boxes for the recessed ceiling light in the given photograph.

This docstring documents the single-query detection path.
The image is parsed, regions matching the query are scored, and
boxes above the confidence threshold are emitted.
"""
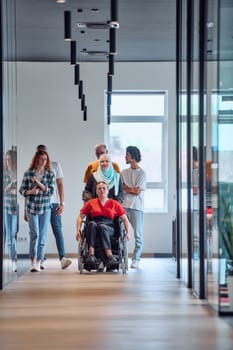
[91,9,99,13]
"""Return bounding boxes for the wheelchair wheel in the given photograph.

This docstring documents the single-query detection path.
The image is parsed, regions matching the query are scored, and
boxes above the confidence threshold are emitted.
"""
[78,243,82,271]
[79,262,84,274]
[121,261,127,275]
[123,237,128,271]
[78,238,87,273]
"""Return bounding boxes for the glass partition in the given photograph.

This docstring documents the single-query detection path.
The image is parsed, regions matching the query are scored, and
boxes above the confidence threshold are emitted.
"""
[217,0,233,315]
[205,0,219,312]
[0,0,28,287]
[218,91,233,314]
[1,0,18,285]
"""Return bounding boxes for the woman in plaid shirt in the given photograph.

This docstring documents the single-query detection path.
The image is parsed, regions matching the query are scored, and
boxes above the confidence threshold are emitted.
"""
[4,148,18,272]
[19,150,55,272]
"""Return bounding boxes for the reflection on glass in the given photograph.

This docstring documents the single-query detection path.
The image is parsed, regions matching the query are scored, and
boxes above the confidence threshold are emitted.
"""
[3,147,18,273]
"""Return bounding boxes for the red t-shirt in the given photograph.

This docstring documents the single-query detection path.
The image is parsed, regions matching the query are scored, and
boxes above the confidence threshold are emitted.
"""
[80,198,125,220]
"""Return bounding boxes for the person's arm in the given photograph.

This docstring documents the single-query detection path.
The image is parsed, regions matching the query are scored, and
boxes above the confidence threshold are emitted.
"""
[82,175,95,202]
[19,172,39,197]
[83,165,92,183]
[113,162,120,174]
[121,170,147,196]
[116,180,124,203]
[122,183,141,195]
[120,214,130,240]
[55,178,65,215]
[76,213,86,241]
[31,176,47,193]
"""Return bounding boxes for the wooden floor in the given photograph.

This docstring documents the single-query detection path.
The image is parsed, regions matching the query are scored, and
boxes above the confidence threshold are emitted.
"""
[1,258,233,350]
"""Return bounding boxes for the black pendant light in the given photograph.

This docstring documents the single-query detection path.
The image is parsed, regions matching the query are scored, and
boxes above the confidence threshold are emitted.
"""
[64,11,71,41]
[108,54,114,76]
[107,74,112,92]
[83,106,87,121]
[78,80,83,99]
[81,94,85,111]
[107,104,111,125]
[70,40,76,65]
[109,28,116,54]
[107,92,112,106]
[74,64,80,85]
[111,0,118,22]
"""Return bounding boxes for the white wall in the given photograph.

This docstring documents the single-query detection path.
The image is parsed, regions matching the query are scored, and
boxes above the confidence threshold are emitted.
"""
[16,61,177,256]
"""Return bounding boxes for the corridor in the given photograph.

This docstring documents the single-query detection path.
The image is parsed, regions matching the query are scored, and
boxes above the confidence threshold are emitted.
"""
[0,258,233,350]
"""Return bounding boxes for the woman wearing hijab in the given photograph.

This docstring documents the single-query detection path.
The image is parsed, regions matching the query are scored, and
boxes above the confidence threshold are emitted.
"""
[83,154,124,203]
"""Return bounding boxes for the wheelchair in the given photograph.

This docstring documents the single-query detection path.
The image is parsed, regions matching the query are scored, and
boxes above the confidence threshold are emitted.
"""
[78,216,128,274]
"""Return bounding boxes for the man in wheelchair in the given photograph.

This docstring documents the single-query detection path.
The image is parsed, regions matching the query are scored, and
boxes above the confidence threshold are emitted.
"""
[76,181,129,272]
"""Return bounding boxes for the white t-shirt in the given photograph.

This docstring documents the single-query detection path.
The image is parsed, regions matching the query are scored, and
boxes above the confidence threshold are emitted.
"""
[120,167,147,211]
[51,161,64,204]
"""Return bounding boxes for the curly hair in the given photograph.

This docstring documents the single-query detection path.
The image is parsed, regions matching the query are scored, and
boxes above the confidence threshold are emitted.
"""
[126,146,141,162]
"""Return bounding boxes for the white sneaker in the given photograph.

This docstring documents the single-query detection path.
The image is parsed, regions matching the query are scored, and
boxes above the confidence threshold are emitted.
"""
[40,261,46,270]
[12,260,17,272]
[61,257,72,269]
[130,260,139,269]
[30,263,40,272]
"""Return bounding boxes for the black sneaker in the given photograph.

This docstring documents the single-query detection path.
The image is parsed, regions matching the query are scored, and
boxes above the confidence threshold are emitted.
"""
[106,255,118,269]
[86,255,97,264]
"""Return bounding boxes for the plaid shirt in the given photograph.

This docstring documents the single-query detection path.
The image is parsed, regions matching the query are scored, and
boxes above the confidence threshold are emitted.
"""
[19,169,55,215]
[4,172,17,215]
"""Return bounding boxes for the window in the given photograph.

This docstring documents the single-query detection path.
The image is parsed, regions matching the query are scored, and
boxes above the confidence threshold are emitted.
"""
[109,91,168,212]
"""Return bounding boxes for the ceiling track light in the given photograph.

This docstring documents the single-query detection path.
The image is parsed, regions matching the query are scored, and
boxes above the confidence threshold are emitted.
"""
[70,40,76,65]
[78,80,83,99]
[74,64,80,85]
[108,54,114,76]
[64,11,71,41]
[109,28,116,54]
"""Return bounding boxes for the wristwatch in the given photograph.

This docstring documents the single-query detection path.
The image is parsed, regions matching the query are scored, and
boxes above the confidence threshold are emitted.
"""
[60,202,65,206]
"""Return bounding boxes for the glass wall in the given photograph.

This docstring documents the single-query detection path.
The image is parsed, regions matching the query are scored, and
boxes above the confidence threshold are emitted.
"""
[1,0,27,288]
[177,0,233,314]
[218,0,233,315]
[179,0,189,287]
[205,0,219,313]
[177,0,219,302]
[1,0,18,287]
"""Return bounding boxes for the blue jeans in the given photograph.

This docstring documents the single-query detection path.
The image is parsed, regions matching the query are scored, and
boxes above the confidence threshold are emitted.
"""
[4,211,17,261]
[126,208,144,261]
[27,209,51,261]
[50,204,65,260]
